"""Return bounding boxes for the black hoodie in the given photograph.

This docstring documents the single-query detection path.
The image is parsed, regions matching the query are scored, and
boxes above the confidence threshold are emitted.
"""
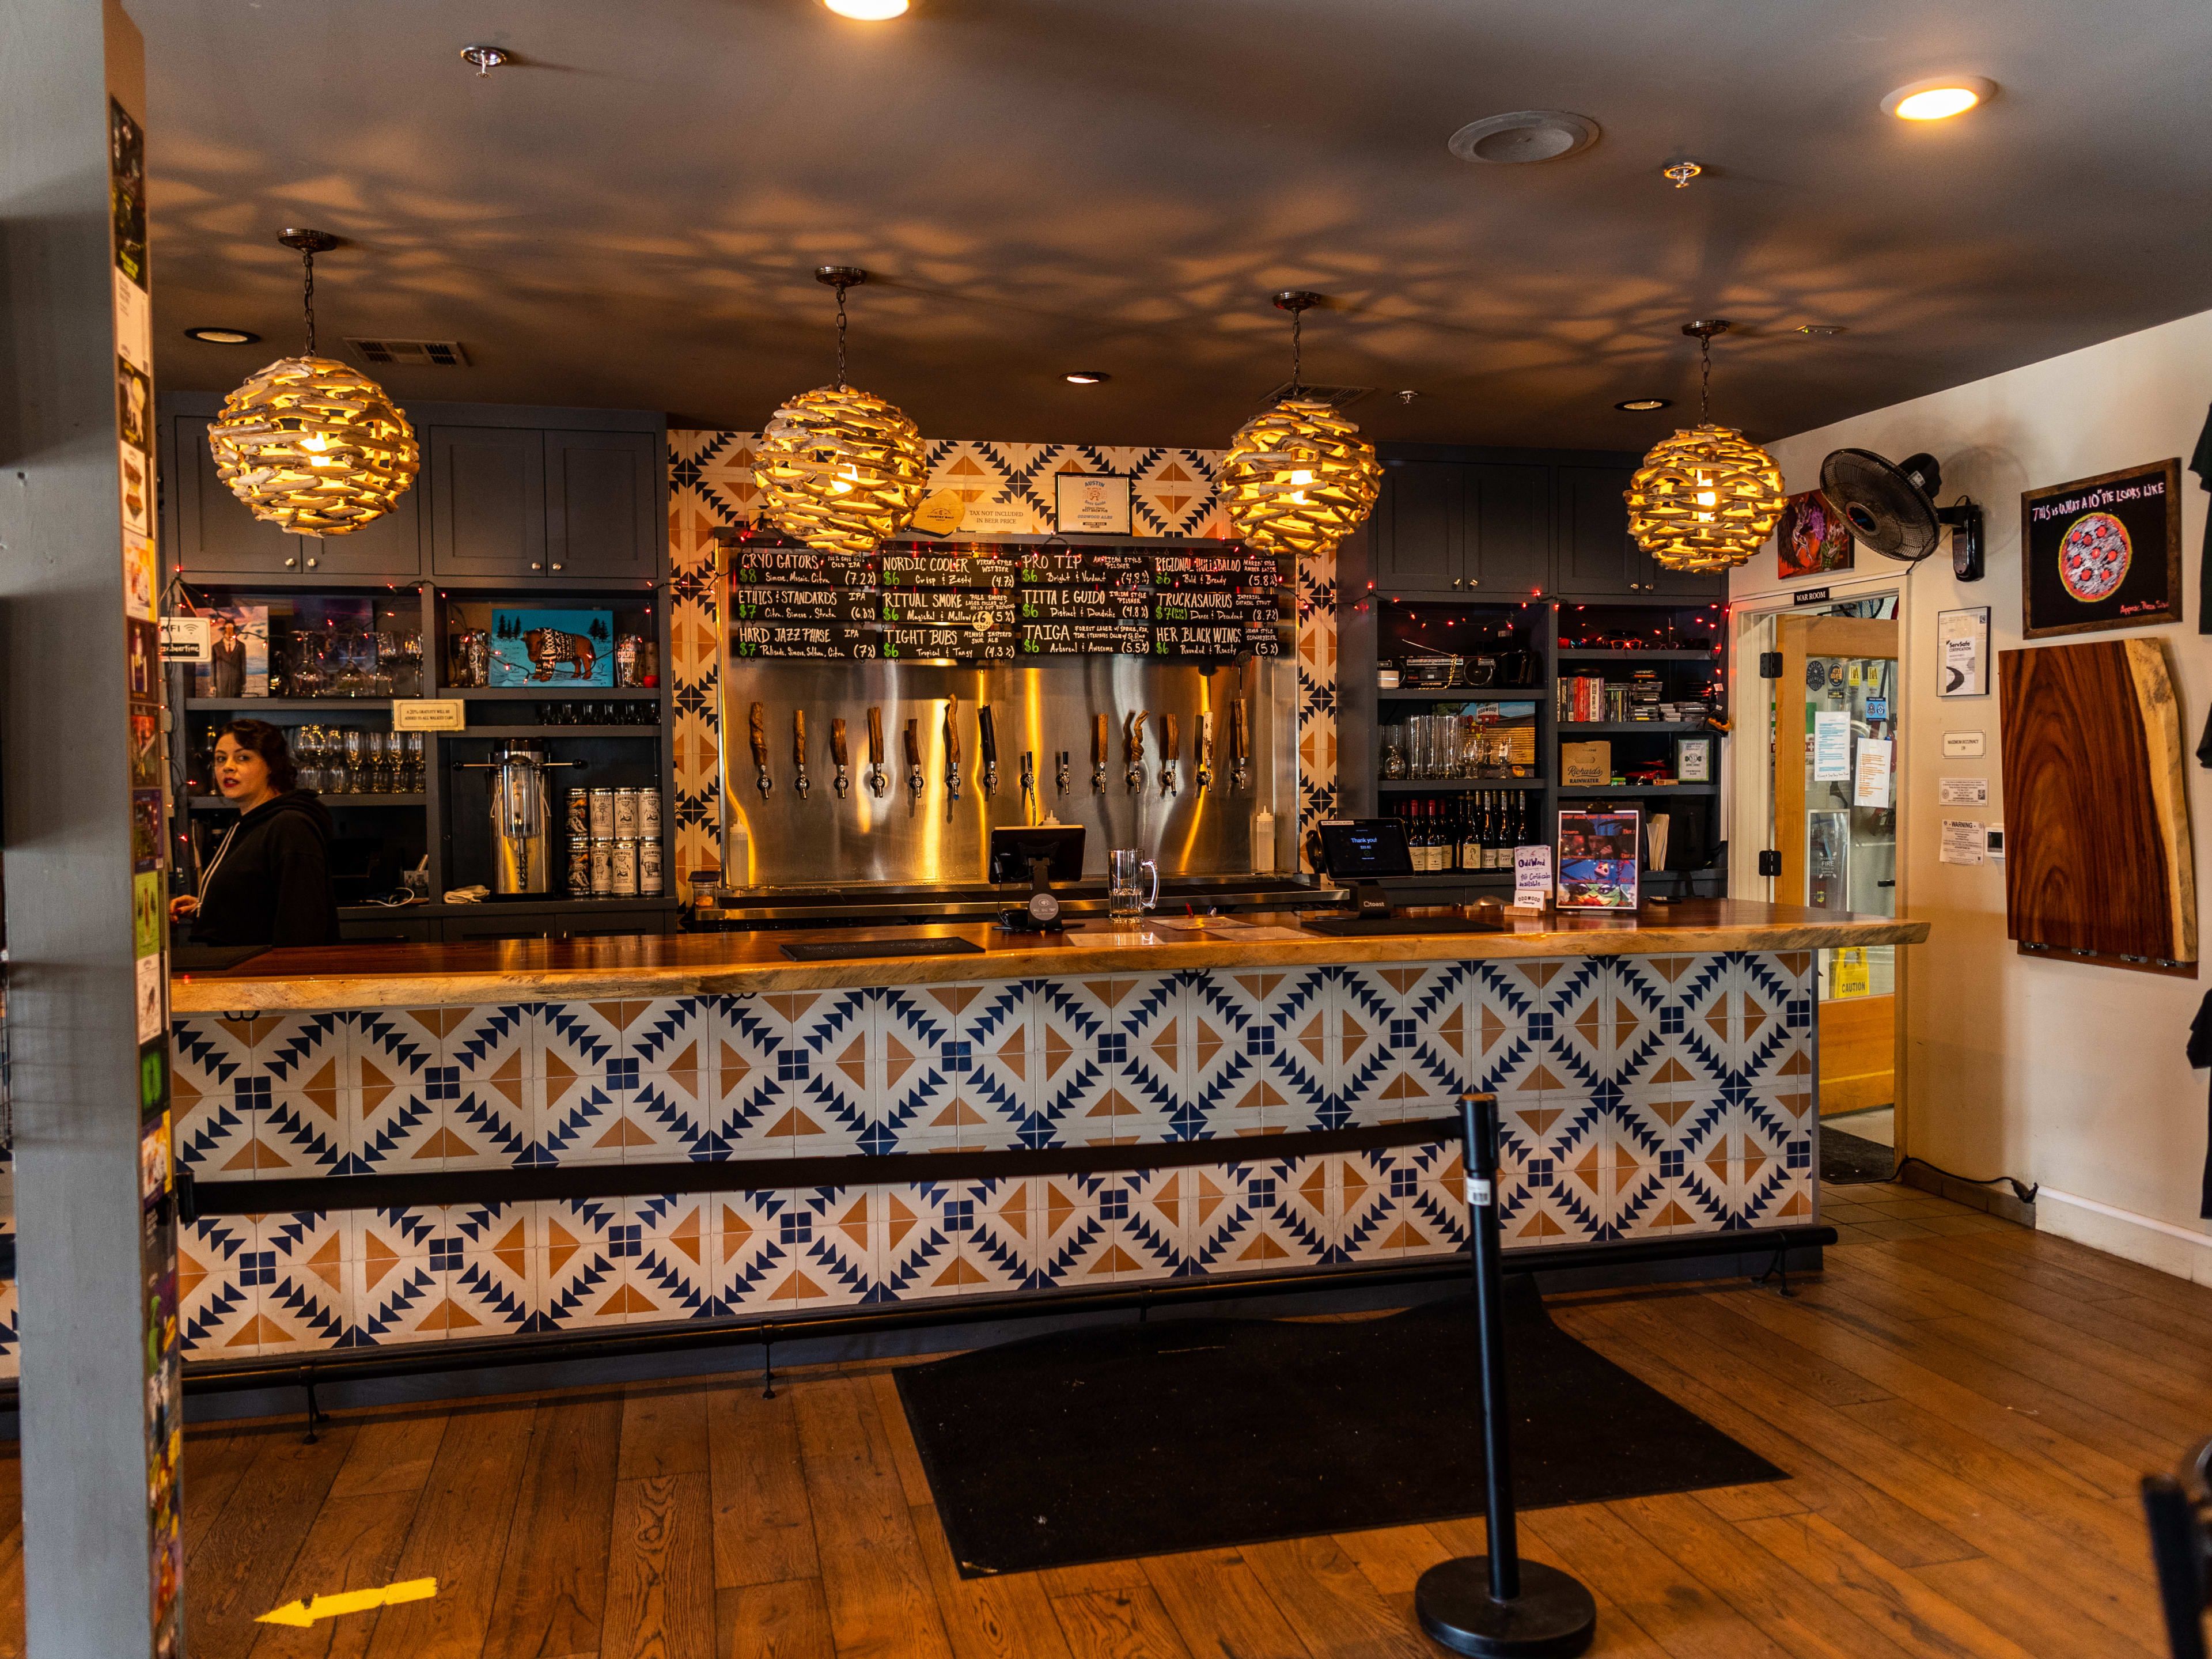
[189,790,340,949]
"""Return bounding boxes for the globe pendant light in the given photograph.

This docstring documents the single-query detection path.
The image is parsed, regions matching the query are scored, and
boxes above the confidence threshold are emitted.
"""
[1220,291,1381,562]
[1624,319,1785,572]
[206,229,419,537]
[757,267,929,555]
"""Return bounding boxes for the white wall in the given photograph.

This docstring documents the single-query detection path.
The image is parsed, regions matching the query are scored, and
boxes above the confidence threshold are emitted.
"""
[1729,309,2212,1277]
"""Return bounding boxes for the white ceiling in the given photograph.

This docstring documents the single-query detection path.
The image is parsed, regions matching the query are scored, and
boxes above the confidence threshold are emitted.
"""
[138,0,2212,449]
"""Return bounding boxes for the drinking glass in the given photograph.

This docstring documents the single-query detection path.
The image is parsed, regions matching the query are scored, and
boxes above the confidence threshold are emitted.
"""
[368,729,393,793]
[340,727,365,793]
[1379,724,1407,781]
[1107,849,1159,923]
[404,730,425,791]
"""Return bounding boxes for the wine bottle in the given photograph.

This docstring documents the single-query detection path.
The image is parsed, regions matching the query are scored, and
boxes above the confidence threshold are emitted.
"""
[1459,794,1480,872]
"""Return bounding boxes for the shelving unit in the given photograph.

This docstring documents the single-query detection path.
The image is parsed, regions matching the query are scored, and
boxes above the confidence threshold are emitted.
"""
[160,393,675,941]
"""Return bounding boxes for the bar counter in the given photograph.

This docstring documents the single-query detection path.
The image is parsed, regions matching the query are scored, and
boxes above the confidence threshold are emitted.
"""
[164,899,1927,1361]
[173,899,1925,1013]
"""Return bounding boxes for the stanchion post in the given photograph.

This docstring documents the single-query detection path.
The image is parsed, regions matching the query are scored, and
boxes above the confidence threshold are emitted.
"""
[1413,1093,1598,1658]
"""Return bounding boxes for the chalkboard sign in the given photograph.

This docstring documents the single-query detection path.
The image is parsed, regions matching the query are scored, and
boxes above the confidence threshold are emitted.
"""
[730,586,879,626]
[1018,584,1152,654]
[1016,547,1152,588]
[1149,550,1255,591]
[732,624,879,660]
[880,551,1020,590]
[2021,458,2181,639]
[729,547,878,588]
[881,622,1016,662]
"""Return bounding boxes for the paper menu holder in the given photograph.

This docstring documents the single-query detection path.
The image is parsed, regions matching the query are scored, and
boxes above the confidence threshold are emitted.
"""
[1513,844,1551,911]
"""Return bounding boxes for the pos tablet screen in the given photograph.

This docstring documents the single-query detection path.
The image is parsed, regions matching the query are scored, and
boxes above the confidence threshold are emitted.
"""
[1317,819,1415,880]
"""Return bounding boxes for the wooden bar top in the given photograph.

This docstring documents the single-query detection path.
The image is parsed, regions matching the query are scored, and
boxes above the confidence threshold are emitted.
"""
[170,900,1930,1013]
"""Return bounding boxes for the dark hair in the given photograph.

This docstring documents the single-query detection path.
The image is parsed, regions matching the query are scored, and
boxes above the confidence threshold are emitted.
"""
[216,719,298,792]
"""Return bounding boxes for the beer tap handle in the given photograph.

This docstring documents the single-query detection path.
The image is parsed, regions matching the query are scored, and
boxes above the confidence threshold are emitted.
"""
[1196,711,1215,787]
[1163,715,1179,763]
[943,700,960,767]
[1127,710,1146,763]
[868,706,885,768]
[793,709,808,769]
[978,706,997,770]
[749,702,768,771]
[1093,714,1109,768]
[1232,700,1249,765]
[831,717,849,770]
[904,719,921,774]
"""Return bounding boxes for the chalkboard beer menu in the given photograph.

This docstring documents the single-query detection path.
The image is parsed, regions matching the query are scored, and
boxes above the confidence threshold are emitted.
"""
[717,532,1287,661]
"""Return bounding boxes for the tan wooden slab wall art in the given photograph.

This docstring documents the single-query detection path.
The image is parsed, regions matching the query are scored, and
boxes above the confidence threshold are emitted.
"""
[1998,638,2196,975]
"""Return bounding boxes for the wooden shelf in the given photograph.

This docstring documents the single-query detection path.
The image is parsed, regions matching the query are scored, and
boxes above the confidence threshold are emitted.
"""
[191,794,426,809]
[447,687,661,701]
[1378,871,1514,886]
[455,725,664,739]
[1377,685,1543,701]
[1554,648,1718,661]
[1553,783,1718,797]
[1377,779,1546,793]
[1556,722,1710,735]
[183,698,414,713]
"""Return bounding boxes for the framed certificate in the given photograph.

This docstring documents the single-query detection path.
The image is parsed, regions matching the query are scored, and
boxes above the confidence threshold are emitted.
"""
[1937,605,1989,697]
[1674,736,1713,783]
[1054,474,1132,536]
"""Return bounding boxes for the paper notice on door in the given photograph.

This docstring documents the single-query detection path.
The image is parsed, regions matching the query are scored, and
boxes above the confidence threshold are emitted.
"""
[1851,738,1893,808]
[1812,711,1851,781]
[1938,777,1988,806]
[1940,819,1987,866]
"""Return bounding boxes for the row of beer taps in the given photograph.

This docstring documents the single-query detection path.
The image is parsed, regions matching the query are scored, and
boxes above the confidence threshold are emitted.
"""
[747,698,1253,815]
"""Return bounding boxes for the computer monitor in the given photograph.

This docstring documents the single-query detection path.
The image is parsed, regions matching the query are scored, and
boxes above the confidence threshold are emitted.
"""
[1316,819,1415,881]
[988,824,1086,886]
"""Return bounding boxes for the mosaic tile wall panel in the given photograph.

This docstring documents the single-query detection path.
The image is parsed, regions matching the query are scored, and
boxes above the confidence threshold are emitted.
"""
[665,430,1339,880]
[163,950,1814,1359]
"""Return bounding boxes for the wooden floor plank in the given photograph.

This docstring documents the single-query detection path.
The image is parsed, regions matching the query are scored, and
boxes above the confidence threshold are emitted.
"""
[185,1422,362,1659]
[1426,1516,1676,1659]
[1733,1511,2039,1659]
[480,1392,622,1659]
[1913,1551,2166,1659]
[1557,1302,1980,1569]
[910,1503,1075,1659]
[718,1578,835,1659]
[601,1471,715,1659]
[325,1411,449,1502]
[710,1385,820,1591]
[1609,1490,1920,1659]
[791,1377,955,1659]
[1972,1229,2212,1324]
[619,1381,712,1482]
[1238,1533,1434,1659]
[244,1490,420,1659]
[867,1372,935,1510]
[185,1429,285,1563]
[361,1402,536,1659]
[1330,1522,1452,1599]
[1142,1547,1313,1659]
[1520,1503,1785,1659]
[1035,1560,1153,1599]
[1049,1586,1194,1659]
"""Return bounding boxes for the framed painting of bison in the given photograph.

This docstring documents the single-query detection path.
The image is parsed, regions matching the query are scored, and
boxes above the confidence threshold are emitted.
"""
[489,609,616,687]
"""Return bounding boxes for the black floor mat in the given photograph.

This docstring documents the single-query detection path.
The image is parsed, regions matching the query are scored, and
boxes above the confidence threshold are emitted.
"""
[1821,1124,1899,1184]
[893,1281,1784,1577]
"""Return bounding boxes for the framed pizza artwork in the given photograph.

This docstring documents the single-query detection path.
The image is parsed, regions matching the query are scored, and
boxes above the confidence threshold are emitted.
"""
[2020,457,2181,639]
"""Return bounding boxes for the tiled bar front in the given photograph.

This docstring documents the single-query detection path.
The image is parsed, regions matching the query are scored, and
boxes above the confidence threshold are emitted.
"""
[166,950,1817,1359]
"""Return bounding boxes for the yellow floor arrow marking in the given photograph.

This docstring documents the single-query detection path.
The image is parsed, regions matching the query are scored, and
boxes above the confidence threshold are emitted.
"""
[256,1577,437,1627]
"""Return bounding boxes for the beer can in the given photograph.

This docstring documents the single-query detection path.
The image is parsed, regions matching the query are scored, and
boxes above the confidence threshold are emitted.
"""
[588,787,615,838]
[612,787,641,837]
[611,837,639,897]
[565,787,590,838]
[566,840,592,897]
[589,838,613,896]
[639,836,664,895]
[637,785,661,837]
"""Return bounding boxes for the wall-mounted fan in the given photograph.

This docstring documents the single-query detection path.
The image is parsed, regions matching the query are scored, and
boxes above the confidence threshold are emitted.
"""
[1818,449,1985,580]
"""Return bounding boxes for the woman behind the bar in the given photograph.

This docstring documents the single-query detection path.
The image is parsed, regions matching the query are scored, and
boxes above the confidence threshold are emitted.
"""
[169,719,339,948]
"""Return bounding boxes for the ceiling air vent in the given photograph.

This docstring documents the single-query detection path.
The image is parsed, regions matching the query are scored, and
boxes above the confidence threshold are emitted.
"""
[345,338,470,368]
[1262,382,1371,411]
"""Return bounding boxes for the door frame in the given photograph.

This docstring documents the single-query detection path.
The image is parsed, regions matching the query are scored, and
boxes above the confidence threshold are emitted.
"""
[1727,577,1914,1154]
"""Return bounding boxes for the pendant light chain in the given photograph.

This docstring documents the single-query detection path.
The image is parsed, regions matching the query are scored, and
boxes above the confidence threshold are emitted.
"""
[1290,305,1304,396]
[834,281,849,389]
[301,244,318,357]
[1698,331,1711,423]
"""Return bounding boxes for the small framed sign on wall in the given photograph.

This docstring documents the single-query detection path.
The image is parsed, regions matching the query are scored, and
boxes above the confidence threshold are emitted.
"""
[2020,458,2181,639]
[1054,473,1132,536]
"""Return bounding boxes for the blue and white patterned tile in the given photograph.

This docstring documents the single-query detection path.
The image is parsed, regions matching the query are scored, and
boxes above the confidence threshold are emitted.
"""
[172,1067,262,1179]
[1188,1158,1328,1275]
[354,1006,455,1080]
[533,1197,629,1331]
[873,985,965,1153]
[257,1013,351,1091]
[177,1215,260,1357]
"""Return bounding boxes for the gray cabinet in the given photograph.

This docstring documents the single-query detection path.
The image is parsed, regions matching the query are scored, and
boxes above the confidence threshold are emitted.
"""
[1552,463,1724,598]
[547,429,660,578]
[1466,463,1550,594]
[429,425,662,579]
[165,410,423,578]
[1372,460,1463,591]
[428,425,548,576]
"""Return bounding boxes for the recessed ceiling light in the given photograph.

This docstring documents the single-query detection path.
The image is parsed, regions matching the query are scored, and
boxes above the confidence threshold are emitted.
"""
[1063,370,1109,385]
[1447,109,1600,165]
[1797,324,1846,336]
[184,327,260,344]
[823,0,908,17]
[1881,75,1995,120]
[1615,397,1671,412]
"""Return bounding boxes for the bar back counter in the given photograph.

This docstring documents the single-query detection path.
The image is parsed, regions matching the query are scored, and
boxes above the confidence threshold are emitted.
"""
[161,900,1924,1376]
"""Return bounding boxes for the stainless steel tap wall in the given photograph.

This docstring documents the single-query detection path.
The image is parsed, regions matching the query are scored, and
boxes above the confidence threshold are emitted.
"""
[714,657,1297,887]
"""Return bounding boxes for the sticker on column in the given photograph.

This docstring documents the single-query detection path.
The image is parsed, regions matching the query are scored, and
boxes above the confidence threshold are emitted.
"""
[135,953,164,1044]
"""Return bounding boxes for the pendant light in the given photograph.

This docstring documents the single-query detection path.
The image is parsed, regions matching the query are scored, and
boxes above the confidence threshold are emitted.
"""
[206,229,420,537]
[1220,291,1381,562]
[757,267,929,555]
[1623,320,1785,572]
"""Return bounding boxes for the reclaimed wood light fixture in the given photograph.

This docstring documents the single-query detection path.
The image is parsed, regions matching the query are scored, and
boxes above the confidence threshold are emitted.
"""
[1221,291,1381,561]
[1624,320,1785,573]
[207,230,419,537]
[757,267,928,555]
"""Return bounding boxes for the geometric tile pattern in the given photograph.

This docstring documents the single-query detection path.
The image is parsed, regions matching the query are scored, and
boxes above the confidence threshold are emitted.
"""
[664,429,1338,885]
[165,949,1815,1358]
